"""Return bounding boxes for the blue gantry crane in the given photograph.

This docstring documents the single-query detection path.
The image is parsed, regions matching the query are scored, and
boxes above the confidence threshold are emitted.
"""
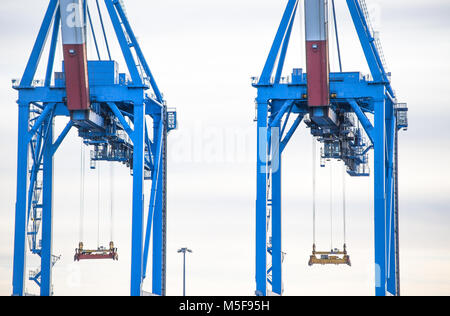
[12,0,177,296]
[253,0,408,296]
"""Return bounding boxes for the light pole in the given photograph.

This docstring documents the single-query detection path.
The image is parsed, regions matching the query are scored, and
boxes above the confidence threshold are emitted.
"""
[177,248,192,296]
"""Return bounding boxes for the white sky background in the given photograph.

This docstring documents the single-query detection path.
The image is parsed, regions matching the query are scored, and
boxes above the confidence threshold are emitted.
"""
[0,0,450,296]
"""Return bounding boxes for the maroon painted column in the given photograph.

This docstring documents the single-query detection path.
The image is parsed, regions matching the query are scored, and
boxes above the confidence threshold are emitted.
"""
[60,0,90,111]
[305,0,330,108]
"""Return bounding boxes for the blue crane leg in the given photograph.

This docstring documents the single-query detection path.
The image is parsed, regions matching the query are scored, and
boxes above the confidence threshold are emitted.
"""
[271,124,282,295]
[152,154,163,295]
[385,111,397,295]
[130,103,145,296]
[12,104,30,296]
[387,177,397,295]
[374,96,387,296]
[256,102,268,296]
[143,120,164,280]
[40,116,54,296]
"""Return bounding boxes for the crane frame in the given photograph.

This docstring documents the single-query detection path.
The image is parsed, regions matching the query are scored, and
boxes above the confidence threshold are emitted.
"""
[12,0,176,296]
[253,0,407,296]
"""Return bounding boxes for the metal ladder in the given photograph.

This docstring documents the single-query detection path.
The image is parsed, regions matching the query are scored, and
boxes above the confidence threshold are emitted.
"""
[27,107,45,256]
[26,105,60,292]
[266,153,274,287]
[394,124,401,296]
[115,1,150,86]
[161,106,168,296]
[29,255,60,291]
[358,0,387,69]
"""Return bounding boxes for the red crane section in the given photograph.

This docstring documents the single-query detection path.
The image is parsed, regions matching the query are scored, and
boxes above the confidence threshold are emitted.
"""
[60,0,90,111]
[305,0,330,108]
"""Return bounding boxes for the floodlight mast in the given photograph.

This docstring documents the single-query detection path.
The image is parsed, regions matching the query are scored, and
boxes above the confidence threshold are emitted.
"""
[178,248,193,296]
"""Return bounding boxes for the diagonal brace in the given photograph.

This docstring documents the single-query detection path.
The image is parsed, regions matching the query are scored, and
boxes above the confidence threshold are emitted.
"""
[348,99,374,144]
[27,103,56,143]
[143,118,164,279]
[280,114,304,153]
[107,102,135,143]
[270,100,294,128]
[52,120,74,155]
[259,0,299,84]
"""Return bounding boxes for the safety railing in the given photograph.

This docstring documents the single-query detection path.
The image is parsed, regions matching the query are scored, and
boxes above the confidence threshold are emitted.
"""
[11,79,45,88]
[358,0,388,70]
[395,103,408,130]
[167,108,178,131]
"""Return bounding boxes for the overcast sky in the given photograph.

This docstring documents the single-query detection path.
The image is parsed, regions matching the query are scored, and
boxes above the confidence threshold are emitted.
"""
[0,0,449,296]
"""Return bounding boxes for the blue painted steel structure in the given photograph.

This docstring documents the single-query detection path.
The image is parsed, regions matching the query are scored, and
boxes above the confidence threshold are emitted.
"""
[12,0,177,296]
[253,0,407,296]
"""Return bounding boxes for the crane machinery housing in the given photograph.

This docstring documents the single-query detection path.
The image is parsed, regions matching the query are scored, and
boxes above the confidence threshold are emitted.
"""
[12,0,177,296]
[252,0,408,296]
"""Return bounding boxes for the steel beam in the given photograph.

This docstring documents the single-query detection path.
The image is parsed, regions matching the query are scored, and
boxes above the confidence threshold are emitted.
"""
[271,123,282,295]
[152,145,164,296]
[107,102,135,142]
[280,114,304,153]
[52,121,74,155]
[256,102,268,296]
[12,103,30,296]
[143,118,163,280]
[130,102,145,296]
[394,126,401,296]
[44,7,60,87]
[40,116,54,296]
[274,2,298,84]
[20,0,58,87]
[346,0,394,98]
[152,111,167,296]
[374,94,387,296]
[270,101,293,128]
[103,0,142,85]
[259,0,298,85]
[386,105,397,295]
[114,1,163,102]
[348,99,374,144]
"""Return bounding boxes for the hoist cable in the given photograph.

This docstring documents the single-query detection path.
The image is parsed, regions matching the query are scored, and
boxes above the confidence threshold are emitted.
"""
[110,163,114,242]
[312,139,317,245]
[96,0,112,61]
[97,162,101,249]
[331,0,343,72]
[87,4,101,60]
[80,141,85,242]
[342,163,347,245]
[330,163,334,250]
